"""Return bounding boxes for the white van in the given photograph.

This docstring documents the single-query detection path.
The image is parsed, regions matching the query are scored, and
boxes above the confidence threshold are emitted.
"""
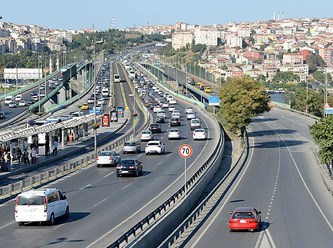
[15,188,69,226]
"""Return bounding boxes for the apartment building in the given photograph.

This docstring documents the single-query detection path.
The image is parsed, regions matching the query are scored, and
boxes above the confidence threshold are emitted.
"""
[282,53,304,65]
[172,31,194,49]
[194,28,224,46]
[319,47,333,66]
[280,64,309,82]
[225,33,243,48]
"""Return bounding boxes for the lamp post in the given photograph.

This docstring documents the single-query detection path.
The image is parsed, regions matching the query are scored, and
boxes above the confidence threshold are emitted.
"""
[93,39,104,159]
[15,61,20,91]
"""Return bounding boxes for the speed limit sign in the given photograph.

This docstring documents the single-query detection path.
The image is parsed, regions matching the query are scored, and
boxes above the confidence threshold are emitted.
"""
[178,144,193,159]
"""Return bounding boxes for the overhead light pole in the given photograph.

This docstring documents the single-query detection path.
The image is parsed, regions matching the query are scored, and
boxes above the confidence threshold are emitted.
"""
[93,39,104,159]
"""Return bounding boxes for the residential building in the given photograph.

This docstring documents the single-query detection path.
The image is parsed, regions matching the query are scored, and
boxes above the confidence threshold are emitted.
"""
[172,31,194,49]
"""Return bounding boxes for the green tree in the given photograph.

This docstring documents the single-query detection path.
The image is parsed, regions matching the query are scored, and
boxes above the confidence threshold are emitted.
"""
[272,71,300,83]
[306,54,326,74]
[310,116,333,165]
[313,71,332,82]
[291,88,323,117]
[219,76,270,135]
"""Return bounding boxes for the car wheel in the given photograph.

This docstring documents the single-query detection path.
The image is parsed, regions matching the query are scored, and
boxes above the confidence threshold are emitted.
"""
[97,164,100,168]
[64,206,69,219]
[139,169,143,176]
[18,222,24,226]
[123,151,126,154]
[116,173,120,177]
[135,170,139,177]
[146,153,149,156]
[48,213,55,226]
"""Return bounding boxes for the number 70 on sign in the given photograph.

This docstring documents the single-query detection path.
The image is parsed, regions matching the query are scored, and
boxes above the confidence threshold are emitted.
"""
[178,144,193,159]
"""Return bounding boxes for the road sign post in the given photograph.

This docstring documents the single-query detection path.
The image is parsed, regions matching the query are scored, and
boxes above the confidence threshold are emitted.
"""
[178,144,193,195]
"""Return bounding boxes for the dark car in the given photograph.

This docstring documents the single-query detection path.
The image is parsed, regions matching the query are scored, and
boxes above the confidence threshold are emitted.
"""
[156,116,165,123]
[116,158,143,177]
[149,123,162,133]
[0,111,5,119]
[170,117,181,126]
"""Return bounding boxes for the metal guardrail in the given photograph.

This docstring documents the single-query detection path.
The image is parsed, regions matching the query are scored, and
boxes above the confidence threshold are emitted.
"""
[104,64,222,248]
[0,97,151,200]
[161,131,248,247]
[107,120,223,248]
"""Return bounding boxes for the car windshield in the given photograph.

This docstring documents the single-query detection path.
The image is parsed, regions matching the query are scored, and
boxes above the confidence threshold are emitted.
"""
[170,129,178,132]
[142,131,151,134]
[99,151,112,156]
[125,142,135,146]
[17,195,44,205]
[120,160,135,166]
[148,142,159,146]
[232,212,254,219]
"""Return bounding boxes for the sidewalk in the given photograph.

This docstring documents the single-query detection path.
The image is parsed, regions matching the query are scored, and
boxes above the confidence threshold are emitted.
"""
[0,118,127,181]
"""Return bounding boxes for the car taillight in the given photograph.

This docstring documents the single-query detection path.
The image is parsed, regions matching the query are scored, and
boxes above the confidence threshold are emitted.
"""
[230,219,237,223]
[15,196,18,213]
[43,196,47,212]
[157,145,161,148]
[249,219,257,223]
[96,157,99,160]
[109,157,113,160]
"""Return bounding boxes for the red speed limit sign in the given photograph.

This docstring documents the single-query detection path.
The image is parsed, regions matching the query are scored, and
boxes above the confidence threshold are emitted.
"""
[178,144,193,159]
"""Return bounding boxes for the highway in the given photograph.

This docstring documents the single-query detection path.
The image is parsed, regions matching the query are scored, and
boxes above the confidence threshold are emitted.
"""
[185,108,333,248]
[0,62,219,247]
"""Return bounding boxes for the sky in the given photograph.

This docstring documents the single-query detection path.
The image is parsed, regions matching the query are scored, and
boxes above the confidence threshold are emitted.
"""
[1,0,333,30]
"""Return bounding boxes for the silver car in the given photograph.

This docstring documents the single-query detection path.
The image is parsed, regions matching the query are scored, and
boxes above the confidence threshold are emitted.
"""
[123,140,141,154]
[141,130,154,141]
[96,150,120,167]
[168,128,181,140]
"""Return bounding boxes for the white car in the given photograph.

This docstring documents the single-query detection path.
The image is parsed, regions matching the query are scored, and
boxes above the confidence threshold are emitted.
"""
[153,106,162,113]
[87,98,95,104]
[97,98,105,105]
[157,110,166,118]
[185,107,194,114]
[18,100,27,107]
[96,150,120,167]
[15,94,22,102]
[4,96,13,105]
[193,128,208,140]
[161,102,169,108]
[15,188,69,226]
[168,105,176,112]
[141,130,154,141]
[168,128,181,140]
[145,140,165,155]
[169,99,177,104]
[172,112,181,119]
[190,118,201,130]
[186,112,196,120]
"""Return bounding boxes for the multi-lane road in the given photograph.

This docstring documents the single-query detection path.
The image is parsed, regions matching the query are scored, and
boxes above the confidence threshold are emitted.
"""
[0,61,219,248]
[185,108,333,248]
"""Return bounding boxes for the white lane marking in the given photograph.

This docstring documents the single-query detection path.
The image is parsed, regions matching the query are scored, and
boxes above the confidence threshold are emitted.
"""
[265,229,277,248]
[0,221,15,230]
[94,198,107,207]
[156,161,162,166]
[79,184,91,191]
[104,172,114,178]
[191,128,255,247]
[121,183,132,190]
[87,120,211,248]
[274,129,333,232]
[137,154,143,158]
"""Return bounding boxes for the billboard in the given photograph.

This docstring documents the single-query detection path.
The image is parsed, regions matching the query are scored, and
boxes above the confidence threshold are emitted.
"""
[4,68,42,80]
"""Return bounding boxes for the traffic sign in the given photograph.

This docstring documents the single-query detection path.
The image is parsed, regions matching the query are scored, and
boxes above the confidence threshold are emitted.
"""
[178,144,193,159]
[208,96,220,106]
[325,107,333,115]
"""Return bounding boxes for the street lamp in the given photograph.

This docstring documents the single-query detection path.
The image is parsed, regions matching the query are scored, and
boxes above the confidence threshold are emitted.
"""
[93,39,104,159]
[129,92,136,138]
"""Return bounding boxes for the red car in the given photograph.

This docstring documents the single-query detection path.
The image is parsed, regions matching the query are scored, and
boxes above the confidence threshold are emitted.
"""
[229,207,261,232]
